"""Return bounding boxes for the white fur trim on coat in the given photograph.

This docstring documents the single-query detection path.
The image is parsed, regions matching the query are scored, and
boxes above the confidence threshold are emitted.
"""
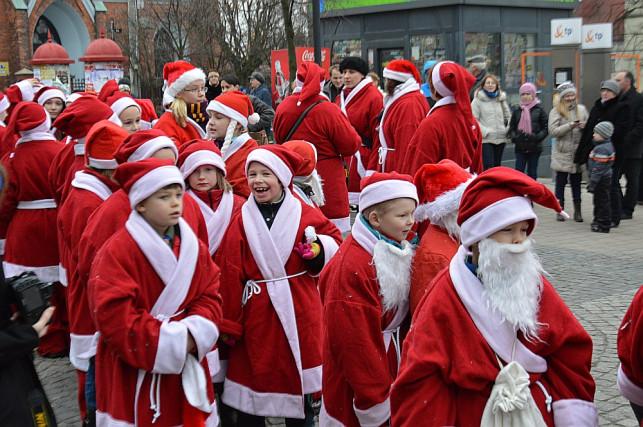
[354,396,390,427]
[618,364,643,406]
[3,262,58,282]
[222,378,304,419]
[552,399,598,426]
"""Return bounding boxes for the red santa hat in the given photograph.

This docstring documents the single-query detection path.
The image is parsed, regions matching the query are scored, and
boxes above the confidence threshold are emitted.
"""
[114,158,184,208]
[178,139,226,179]
[359,171,419,213]
[34,86,66,106]
[431,61,475,108]
[107,92,141,120]
[163,60,206,103]
[66,92,91,105]
[245,145,305,189]
[282,140,317,177]
[294,62,327,107]
[52,96,115,140]
[97,80,119,103]
[113,129,179,165]
[457,166,568,249]
[206,90,259,128]
[5,102,50,137]
[0,91,9,114]
[135,98,158,124]
[383,59,421,84]
[413,159,474,224]
[85,120,130,170]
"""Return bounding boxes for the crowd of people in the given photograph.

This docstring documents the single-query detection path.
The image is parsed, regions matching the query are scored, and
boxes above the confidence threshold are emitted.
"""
[0,53,641,427]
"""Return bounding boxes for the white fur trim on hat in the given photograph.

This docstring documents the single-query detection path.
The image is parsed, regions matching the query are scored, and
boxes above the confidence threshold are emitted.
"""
[37,88,66,106]
[88,157,119,169]
[414,178,473,224]
[164,68,206,101]
[245,149,292,188]
[359,180,419,213]
[110,96,141,118]
[66,93,83,104]
[180,150,226,180]
[206,100,249,128]
[0,96,9,113]
[129,136,179,163]
[432,61,454,98]
[383,68,414,83]
[128,165,185,208]
[459,196,537,249]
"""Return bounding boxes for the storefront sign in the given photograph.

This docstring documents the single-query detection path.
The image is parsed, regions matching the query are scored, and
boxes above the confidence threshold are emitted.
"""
[581,23,613,49]
[0,62,8,77]
[551,18,582,45]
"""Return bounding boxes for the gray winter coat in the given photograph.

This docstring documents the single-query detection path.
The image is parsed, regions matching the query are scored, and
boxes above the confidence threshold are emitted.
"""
[471,90,511,145]
[549,103,589,173]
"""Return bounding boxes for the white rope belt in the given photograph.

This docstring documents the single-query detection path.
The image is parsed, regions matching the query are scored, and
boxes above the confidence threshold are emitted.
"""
[17,199,56,209]
[378,146,395,165]
[242,270,307,307]
[383,327,402,369]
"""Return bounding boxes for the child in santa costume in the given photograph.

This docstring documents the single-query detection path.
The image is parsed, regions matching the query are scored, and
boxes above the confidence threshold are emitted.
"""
[318,171,418,427]
[283,139,325,209]
[391,167,597,426]
[617,286,643,425]
[2,78,41,121]
[335,57,383,206]
[89,157,222,426]
[401,61,483,177]
[136,98,159,130]
[0,102,66,356]
[58,120,129,421]
[410,159,473,313]
[154,60,208,145]
[215,145,342,425]
[177,139,245,256]
[34,86,66,122]
[0,91,9,157]
[273,61,361,233]
[205,90,260,198]
[98,79,142,134]
[367,59,429,175]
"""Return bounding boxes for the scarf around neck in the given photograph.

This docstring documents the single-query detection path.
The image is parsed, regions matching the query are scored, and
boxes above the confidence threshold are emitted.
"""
[518,99,539,135]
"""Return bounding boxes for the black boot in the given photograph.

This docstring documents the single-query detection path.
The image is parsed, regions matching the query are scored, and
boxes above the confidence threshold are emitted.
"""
[573,202,583,222]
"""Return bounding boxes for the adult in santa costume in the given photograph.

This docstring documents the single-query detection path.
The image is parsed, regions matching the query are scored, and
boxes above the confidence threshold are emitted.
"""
[206,90,260,198]
[401,61,483,177]
[89,158,222,426]
[98,79,142,133]
[390,167,598,426]
[154,60,208,145]
[409,160,473,314]
[58,120,128,421]
[319,171,418,427]
[0,91,9,157]
[335,57,383,205]
[178,139,245,256]
[617,286,643,425]
[283,139,326,209]
[366,59,429,175]
[273,61,361,233]
[215,145,342,424]
[0,102,65,356]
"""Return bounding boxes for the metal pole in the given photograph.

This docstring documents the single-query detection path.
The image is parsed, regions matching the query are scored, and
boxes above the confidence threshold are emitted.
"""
[312,0,321,66]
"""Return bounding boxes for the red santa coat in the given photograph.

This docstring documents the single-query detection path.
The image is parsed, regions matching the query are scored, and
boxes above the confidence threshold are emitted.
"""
[617,286,643,410]
[335,79,383,205]
[391,246,598,426]
[318,231,405,427]
[222,133,259,199]
[215,190,341,418]
[89,214,222,426]
[367,89,429,174]
[409,224,459,315]
[48,138,85,208]
[273,94,360,232]
[154,111,206,147]
[401,103,483,177]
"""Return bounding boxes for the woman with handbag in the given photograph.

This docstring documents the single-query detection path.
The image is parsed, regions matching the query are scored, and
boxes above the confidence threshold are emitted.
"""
[471,74,511,170]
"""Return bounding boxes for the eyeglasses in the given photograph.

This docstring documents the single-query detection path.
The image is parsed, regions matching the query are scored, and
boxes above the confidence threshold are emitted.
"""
[184,86,205,93]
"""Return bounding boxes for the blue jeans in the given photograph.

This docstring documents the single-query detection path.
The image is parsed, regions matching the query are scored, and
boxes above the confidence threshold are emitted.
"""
[482,143,506,170]
[515,152,540,180]
[85,356,96,411]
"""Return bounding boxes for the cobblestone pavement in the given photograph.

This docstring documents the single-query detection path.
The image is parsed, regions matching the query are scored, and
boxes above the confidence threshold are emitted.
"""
[34,179,643,426]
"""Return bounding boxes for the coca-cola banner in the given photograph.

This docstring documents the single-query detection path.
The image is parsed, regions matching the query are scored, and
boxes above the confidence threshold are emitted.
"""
[271,47,331,107]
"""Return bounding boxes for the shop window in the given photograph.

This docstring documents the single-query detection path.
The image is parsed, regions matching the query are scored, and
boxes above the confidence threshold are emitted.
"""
[503,34,537,90]
[410,34,446,77]
[331,40,362,65]
[465,33,501,77]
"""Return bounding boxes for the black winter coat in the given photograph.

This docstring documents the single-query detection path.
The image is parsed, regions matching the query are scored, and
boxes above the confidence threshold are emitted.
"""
[574,97,631,164]
[508,104,549,154]
[619,87,643,159]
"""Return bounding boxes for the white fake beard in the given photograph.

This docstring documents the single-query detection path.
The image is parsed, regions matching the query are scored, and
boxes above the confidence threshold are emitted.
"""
[372,239,414,313]
[477,237,544,341]
[304,170,325,206]
[439,211,461,241]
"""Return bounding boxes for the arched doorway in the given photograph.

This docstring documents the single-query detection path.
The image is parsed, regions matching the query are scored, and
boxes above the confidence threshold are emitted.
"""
[35,0,91,79]
[33,15,62,52]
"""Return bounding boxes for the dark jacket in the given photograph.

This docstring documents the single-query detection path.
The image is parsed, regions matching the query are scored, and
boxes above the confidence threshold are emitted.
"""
[251,84,272,108]
[508,104,549,154]
[322,80,342,103]
[205,83,221,102]
[469,69,488,101]
[588,138,615,188]
[247,94,275,133]
[574,97,631,164]
[619,87,643,159]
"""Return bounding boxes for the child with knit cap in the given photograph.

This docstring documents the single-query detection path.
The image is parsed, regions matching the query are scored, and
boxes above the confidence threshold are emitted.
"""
[178,139,245,256]
[154,60,208,145]
[89,157,222,426]
[0,102,65,356]
[206,90,260,198]
[215,145,342,425]
[319,171,418,427]
[587,121,616,233]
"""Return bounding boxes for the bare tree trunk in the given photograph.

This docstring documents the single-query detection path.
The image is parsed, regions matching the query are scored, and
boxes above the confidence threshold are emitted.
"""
[281,0,297,86]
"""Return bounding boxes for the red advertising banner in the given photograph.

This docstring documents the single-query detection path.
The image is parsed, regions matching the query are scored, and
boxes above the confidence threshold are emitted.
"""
[271,47,331,106]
